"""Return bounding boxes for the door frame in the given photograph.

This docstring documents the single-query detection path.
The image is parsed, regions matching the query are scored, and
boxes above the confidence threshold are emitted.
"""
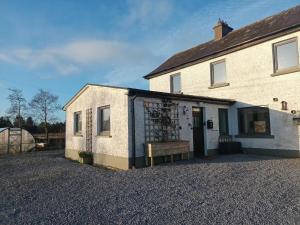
[192,106,206,157]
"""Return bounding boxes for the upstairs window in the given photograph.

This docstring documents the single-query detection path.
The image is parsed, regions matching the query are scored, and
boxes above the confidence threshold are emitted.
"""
[74,111,82,135]
[238,106,271,136]
[211,60,226,86]
[98,106,110,135]
[170,73,181,93]
[273,38,299,73]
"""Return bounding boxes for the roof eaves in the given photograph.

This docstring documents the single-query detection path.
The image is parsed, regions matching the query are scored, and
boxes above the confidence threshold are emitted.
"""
[144,20,300,80]
[128,89,235,105]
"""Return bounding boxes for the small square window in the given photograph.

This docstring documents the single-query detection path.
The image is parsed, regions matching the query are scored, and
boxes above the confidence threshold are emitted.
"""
[170,73,181,93]
[211,60,226,86]
[273,38,299,72]
[74,111,82,135]
[98,106,110,135]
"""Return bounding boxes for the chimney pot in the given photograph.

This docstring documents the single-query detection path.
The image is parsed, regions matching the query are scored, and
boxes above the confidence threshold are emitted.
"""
[213,19,233,41]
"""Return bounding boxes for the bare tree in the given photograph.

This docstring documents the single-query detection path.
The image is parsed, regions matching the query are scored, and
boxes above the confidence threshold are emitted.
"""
[6,88,27,128]
[29,89,61,143]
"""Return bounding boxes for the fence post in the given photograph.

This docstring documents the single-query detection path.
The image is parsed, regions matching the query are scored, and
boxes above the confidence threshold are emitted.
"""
[20,129,22,153]
[7,128,10,154]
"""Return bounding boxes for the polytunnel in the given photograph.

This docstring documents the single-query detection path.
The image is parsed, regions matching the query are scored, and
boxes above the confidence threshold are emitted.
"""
[0,128,35,154]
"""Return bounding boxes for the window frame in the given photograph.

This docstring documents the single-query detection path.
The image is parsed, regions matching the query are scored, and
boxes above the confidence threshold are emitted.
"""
[170,73,181,94]
[210,59,228,87]
[237,106,272,138]
[73,111,82,136]
[97,105,111,136]
[272,37,299,74]
[218,108,229,136]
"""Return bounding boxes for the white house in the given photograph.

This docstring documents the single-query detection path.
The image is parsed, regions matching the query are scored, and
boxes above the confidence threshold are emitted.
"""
[64,5,300,169]
[63,84,233,169]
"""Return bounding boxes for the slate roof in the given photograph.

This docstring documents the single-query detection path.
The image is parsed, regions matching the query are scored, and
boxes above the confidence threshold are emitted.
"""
[127,88,235,105]
[63,83,235,110]
[144,4,300,79]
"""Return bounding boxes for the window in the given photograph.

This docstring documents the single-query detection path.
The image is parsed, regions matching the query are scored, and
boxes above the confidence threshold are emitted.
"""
[98,106,110,135]
[238,106,271,136]
[211,60,226,86]
[218,108,229,135]
[74,111,82,135]
[273,38,299,72]
[170,73,181,93]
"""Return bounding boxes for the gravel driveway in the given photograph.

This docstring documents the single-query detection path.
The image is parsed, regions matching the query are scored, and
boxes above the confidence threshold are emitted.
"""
[0,150,299,225]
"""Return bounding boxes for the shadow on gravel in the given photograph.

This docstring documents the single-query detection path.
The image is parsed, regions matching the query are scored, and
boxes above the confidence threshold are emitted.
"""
[0,149,65,159]
[156,153,291,168]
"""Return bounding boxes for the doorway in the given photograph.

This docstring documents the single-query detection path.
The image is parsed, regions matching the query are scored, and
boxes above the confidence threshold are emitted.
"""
[192,107,205,157]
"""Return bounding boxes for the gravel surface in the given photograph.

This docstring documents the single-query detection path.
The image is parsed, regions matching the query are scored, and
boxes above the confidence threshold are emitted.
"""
[0,150,299,225]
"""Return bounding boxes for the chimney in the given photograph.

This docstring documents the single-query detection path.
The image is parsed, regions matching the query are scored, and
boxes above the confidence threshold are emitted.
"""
[213,19,233,41]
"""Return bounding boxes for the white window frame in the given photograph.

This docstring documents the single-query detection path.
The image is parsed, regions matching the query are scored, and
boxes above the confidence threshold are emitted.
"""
[73,111,82,135]
[273,37,299,73]
[210,59,227,86]
[170,73,181,94]
[97,105,111,136]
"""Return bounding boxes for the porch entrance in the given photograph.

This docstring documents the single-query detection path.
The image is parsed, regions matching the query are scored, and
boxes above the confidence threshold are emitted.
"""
[192,107,205,157]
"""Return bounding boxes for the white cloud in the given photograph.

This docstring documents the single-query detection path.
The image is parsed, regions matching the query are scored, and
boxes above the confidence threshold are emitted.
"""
[0,53,13,62]
[102,65,151,87]
[124,0,173,27]
[0,39,156,76]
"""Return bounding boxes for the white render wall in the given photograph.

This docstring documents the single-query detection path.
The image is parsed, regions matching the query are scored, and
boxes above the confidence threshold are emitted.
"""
[149,31,300,151]
[65,85,130,158]
[132,97,230,158]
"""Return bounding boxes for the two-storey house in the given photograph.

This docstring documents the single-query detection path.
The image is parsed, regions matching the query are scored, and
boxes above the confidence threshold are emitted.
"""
[144,5,300,158]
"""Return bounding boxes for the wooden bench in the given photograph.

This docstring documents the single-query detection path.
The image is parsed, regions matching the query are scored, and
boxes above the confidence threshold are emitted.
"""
[146,141,190,167]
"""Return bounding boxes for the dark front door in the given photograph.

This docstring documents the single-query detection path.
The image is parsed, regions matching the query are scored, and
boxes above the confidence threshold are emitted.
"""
[192,107,205,157]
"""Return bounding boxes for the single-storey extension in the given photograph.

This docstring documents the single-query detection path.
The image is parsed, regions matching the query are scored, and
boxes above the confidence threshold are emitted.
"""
[63,84,234,169]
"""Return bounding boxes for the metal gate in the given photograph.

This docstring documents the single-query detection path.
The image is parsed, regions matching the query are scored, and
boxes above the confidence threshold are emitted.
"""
[86,108,93,152]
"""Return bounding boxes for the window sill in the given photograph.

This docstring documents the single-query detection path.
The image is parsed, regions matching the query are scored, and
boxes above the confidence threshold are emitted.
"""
[235,134,274,139]
[97,132,112,138]
[208,82,230,89]
[271,67,300,77]
[74,134,83,137]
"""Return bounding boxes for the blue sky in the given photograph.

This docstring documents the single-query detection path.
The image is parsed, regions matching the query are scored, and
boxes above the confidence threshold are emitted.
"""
[0,0,299,121]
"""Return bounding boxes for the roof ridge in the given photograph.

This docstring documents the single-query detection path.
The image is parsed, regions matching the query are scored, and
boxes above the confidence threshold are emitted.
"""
[223,4,300,38]
[168,4,300,59]
[145,4,300,79]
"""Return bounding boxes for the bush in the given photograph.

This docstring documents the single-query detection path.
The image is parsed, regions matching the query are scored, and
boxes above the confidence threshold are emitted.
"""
[78,151,93,158]
[78,151,93,165]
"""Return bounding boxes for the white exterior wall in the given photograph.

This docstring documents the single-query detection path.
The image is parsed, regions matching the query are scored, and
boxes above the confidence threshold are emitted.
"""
[133,97,230,158]
[149,31,300,152]
[65,86,130,158]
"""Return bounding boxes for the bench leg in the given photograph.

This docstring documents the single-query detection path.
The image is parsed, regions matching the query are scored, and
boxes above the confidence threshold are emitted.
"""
[151,156,154,167]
